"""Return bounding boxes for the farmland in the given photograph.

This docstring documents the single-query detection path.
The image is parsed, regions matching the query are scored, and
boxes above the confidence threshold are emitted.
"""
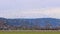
[0,30,60,34]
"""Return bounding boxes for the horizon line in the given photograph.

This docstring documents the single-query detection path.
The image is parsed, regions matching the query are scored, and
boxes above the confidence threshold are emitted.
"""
[0,17,60,19]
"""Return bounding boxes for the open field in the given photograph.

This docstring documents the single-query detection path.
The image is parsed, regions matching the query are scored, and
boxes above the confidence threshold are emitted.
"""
[0,30,60,34]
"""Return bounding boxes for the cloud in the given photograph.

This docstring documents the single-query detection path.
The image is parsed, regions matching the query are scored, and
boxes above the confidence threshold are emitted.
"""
[47,8,60,18]
[0,7,60,19]
[0,0,60,19]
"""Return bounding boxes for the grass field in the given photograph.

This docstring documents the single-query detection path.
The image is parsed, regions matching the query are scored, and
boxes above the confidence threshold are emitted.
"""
[0,30,60,34]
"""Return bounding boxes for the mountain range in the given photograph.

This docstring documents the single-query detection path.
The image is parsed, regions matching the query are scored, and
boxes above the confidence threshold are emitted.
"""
[0,18,60,27]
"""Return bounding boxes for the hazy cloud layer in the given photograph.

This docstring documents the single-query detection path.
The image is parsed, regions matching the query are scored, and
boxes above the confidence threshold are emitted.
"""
[0,8,60,19]
[0,0,60,18]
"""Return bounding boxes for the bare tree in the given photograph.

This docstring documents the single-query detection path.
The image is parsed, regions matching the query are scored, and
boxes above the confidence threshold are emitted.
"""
[45,20,52,30]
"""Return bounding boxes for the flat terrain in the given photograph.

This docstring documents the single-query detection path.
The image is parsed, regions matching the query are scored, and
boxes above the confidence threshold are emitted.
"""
[0,30,60,34]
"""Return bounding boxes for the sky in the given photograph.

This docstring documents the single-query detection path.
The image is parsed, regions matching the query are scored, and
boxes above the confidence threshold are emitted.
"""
[0,0,60,19]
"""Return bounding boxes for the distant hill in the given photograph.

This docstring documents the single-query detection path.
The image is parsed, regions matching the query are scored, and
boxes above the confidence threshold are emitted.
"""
[0,18,60,27]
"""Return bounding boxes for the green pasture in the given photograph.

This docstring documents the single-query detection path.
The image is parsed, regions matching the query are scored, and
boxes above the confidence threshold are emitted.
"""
[0,30,60,34]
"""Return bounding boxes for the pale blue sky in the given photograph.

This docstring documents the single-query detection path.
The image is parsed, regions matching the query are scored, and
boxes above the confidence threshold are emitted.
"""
[0,0,60,10]
[0,0,60,18]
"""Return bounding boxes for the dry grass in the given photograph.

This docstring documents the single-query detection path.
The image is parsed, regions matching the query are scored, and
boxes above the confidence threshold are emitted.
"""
[0,30,60,34]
